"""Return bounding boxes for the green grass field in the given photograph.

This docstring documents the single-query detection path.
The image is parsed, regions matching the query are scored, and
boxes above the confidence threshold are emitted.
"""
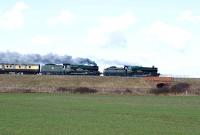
[0,94,200,135]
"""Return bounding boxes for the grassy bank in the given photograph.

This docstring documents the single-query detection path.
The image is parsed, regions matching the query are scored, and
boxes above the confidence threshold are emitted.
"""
[0,75,200,95]
[0,94,199,135]
[0,75,152,94]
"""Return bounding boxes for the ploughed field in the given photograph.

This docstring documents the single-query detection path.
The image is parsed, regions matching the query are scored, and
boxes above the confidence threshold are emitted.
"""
[0,94,200,135]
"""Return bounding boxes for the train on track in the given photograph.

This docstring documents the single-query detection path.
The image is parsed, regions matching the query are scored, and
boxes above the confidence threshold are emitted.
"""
[0,63,159,77]
[103,65,159,77]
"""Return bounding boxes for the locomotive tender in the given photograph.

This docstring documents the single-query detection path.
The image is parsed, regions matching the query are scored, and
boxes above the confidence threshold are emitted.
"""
[0,63,159,77]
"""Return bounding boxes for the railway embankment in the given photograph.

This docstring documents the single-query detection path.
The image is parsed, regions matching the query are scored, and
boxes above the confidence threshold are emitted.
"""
[0,75,199,95]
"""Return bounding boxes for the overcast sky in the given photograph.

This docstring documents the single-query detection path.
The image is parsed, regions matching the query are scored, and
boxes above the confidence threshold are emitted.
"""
[0,0,200,77]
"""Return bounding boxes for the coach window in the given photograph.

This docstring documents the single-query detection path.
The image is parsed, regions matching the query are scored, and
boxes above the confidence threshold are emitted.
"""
[19,66,21,68]
[29,66,31,68]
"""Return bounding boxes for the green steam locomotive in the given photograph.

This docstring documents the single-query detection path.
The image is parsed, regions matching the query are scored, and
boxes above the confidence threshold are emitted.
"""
[0,63,159,77]
[41,64,100,75]
[103,65,159,77]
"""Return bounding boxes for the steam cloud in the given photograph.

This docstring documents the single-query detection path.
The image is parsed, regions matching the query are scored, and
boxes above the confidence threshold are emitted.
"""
[0,51,97,66]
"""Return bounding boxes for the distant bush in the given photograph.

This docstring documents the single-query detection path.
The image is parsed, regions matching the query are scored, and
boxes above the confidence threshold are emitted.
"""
[151,83,170,94]
[73,87,97,94]
[56,87,97,94]
[22,89,33,93]
[124,89,132,94]
[11,88,33,93]
[56,87,71,92]
[151,82,190,95]
[170,83,190,93]
[156,83,168,89]
[111,89,133,95]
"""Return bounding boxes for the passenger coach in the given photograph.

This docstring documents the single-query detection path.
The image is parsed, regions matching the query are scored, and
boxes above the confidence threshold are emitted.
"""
[0,63,40,74]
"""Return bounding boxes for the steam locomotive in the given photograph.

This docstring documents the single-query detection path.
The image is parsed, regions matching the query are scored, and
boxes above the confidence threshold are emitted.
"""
[41,64,100,75]
[103,65,159,77]
[0,63,159,77]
